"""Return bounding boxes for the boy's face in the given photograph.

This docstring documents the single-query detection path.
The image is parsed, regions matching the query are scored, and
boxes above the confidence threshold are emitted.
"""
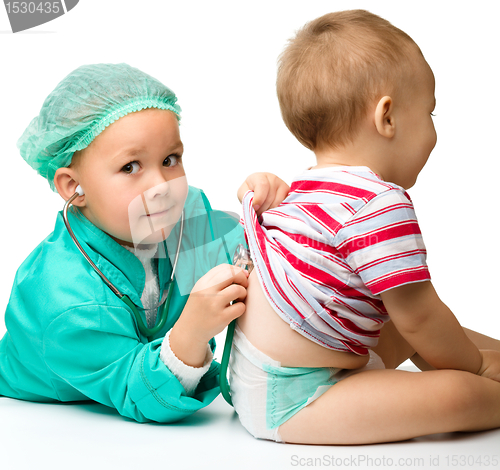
[72,109,188,247]
[388,57,437,189]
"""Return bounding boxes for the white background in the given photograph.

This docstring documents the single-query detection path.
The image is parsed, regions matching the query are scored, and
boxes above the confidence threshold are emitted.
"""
[1,1,500,337]
[0,1,499,468]
[1,0,499,337]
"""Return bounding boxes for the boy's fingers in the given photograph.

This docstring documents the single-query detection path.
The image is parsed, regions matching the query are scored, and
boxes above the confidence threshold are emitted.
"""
[223,284,247,304]
[191,264,248,293]
[224,301,246,321]
[210,264,249,290]
[229,267,250,289]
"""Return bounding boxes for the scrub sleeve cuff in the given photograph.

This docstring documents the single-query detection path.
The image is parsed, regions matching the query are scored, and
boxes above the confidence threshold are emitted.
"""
[160,329,213,395]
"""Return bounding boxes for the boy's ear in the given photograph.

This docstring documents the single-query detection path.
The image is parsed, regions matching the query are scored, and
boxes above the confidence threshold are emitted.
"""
[374,96,395,138]
[53,167,85,206]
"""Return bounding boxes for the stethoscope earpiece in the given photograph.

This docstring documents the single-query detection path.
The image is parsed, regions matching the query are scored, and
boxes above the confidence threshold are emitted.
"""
[75,185,85,196]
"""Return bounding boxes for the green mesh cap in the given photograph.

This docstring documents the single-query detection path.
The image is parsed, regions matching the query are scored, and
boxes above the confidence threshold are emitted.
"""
[18,63,182,191]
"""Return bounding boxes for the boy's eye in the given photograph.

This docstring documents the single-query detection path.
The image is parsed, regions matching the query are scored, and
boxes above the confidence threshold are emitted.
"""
[122,161,140,174]
[164,155,180,167]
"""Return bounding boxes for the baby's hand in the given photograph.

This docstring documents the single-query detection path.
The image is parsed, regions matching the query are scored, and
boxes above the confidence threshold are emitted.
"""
[169,264,249,367]
[237,172,290,216]
[477,350,500,383]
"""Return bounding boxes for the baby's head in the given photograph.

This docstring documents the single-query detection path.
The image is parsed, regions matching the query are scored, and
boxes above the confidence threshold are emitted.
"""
[277,10,428,152]
[18,64,188,247]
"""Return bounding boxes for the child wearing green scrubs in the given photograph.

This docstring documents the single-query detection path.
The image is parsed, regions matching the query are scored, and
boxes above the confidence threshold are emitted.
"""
[0,63,289,423]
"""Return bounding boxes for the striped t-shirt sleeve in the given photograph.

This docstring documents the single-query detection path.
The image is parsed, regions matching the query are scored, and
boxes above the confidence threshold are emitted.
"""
[333,189,430,295]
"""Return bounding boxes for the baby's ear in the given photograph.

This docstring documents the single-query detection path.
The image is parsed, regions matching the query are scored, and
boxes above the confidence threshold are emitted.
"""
[53,167,85,206]
[374,96,395,138]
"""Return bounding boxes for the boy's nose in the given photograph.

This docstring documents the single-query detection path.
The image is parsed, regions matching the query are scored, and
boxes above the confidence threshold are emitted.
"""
[142,168,174,199]
[144,180,170,200]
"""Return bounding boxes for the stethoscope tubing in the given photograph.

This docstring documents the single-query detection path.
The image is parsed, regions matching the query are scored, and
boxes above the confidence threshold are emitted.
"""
[64,187,243,402]
[63,191,123,297]
[63,189,184,340]
[219,244,254,406]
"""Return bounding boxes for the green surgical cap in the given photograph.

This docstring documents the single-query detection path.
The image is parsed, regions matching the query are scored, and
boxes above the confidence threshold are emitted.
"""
[18,63,181,191]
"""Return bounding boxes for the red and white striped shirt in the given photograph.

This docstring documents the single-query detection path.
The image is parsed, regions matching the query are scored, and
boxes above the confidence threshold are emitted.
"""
[241,166,430,355]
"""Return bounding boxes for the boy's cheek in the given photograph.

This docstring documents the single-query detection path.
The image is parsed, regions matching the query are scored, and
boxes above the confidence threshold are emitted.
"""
[170,175,189,206]
[125,177,188,246]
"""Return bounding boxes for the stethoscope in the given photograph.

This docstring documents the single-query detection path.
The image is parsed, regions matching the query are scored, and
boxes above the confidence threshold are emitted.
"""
[63,185,184,341]
[64,184,251,404]
[219,243,254,406]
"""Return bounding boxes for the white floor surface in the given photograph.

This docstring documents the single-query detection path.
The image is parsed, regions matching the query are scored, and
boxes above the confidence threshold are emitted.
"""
[1,364,499,470]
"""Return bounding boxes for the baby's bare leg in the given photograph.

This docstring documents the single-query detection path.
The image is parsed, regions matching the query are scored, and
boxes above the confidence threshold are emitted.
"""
[278,368,500,445]
[464,328,500,350]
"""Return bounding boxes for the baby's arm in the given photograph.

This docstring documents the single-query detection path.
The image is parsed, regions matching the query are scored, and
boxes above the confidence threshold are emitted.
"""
[380,281,483,374]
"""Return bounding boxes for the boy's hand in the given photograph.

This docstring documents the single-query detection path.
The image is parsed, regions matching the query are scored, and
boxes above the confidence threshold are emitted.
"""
[237,172,290,216]
[478,350,500,383]
[169,264,249,367]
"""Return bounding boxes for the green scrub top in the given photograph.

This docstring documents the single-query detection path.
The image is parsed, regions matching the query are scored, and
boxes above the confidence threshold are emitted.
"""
[0,186,244,423]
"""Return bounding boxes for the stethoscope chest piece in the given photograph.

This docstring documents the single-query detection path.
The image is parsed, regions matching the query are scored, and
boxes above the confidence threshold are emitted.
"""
[219,244,254,406]
[232,244,254,274]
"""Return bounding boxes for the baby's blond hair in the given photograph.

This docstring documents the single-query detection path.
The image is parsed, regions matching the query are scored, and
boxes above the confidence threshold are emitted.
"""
[277,10,421,151]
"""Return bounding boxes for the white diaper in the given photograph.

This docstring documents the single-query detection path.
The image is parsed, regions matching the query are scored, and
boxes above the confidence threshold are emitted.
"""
[228,325,385,442]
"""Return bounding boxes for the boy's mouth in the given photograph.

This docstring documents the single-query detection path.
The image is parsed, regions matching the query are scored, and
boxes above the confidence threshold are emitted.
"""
[145,208,170,218]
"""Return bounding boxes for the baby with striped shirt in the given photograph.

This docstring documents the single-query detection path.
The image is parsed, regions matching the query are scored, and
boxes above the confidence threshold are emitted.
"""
[229,9,500,445]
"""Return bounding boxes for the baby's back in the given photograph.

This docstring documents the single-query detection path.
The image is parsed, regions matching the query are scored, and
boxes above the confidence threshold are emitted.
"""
[238,166,428,368]
[237,269,369,368]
